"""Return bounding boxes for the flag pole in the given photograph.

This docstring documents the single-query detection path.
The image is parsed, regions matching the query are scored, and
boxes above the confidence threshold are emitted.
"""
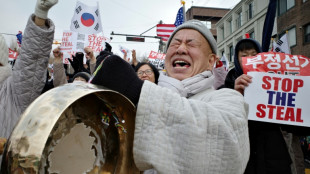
[181,1,186,22]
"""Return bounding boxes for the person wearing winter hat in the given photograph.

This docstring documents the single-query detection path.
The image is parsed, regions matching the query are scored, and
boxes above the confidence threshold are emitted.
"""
[0,0,58,166]
[91,19,249,173]
[72,72,91,82]
[224,38,262,93]
[225,38,307,174]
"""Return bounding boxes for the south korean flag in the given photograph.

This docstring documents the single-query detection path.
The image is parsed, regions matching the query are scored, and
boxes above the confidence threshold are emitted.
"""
[70,1,103,34]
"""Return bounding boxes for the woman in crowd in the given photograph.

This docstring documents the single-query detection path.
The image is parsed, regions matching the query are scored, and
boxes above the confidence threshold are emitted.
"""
[135,62,159,84]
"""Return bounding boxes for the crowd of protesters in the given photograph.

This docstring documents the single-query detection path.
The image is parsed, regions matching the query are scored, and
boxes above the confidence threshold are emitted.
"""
[0,0,309,173]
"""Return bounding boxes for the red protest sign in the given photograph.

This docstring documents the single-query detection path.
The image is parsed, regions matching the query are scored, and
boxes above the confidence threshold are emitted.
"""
[8,48,18,60]
[242,52,310,76]
[148,51,166,60]
[148,51,166,70]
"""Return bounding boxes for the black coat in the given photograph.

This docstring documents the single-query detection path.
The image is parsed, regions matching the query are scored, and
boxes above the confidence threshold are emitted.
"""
[224,68,293,174]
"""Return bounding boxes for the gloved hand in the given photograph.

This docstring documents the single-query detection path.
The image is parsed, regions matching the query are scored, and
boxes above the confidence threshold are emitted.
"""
[68,52,85,73]
[35,0,59,19]
[91,55,143,105]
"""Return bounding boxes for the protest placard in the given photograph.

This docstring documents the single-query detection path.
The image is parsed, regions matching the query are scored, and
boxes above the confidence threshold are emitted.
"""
[242,52,310,76]
[148,51,165,70]
[244,72,310,127]
[60,30,110,64]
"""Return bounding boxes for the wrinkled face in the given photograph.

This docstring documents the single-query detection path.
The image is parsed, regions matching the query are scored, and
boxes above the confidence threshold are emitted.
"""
[73,77,87,83]
[136,64,155,83]
[165,29,216,81]
[238,48,258,69]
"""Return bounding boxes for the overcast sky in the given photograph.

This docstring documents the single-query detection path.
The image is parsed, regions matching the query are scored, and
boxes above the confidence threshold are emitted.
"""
[0,0,240,58]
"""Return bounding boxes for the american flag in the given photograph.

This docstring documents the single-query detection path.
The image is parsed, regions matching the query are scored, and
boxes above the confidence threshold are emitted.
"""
[156,24,176,41]
[174,7,184,27]
[156,7,184,41]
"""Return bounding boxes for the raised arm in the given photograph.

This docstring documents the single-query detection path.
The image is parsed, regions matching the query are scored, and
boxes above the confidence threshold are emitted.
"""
[12,0,58,112]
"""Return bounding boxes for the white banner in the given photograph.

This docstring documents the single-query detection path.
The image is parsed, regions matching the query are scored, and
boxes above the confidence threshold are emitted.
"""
[60,30,110,64]
[244,72,310,127]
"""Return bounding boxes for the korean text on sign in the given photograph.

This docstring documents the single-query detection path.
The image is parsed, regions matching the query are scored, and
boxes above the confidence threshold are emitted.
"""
[242,52,310,76]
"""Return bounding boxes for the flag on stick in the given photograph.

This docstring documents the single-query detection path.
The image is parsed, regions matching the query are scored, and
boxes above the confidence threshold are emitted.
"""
[70,1,103,34]
[273,33,290,54]
[156,6,185,41]
[261,0,277,52]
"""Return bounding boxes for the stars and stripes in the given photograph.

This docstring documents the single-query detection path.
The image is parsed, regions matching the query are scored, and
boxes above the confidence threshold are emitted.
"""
[156,24,176,41]
[174,7,185,27]
[156,7,185,41]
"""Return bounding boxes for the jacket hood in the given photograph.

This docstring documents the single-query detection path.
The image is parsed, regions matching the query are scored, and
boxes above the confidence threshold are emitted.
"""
[234,38,262,76]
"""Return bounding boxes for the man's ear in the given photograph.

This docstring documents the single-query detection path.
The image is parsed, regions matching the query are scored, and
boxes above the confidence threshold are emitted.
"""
[208,53,216,70]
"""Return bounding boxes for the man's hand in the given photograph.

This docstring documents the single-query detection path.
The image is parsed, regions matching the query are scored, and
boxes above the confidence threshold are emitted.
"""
[84,47,96,64]
[0,137,7,155]
[234,74,252,95]
[132,49,138,66]
[35,0,59,19]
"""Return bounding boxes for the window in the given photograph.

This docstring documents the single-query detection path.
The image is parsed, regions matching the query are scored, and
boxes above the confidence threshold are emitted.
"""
[236,11,242,29]
[248,2,253,20]
[227,19,232,34]
[278,0,295,15]
[220,26,224,40]
[229,45,234,62]
[303,0,308,2]
[249,31,255,39]
[288,27,296,47]
[201,21,212,29]
[206,21,212,29]
[305,24,310,43]
[236,36,242,42]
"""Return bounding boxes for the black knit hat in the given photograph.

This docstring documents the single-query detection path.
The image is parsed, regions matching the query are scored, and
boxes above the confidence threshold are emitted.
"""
[73,72,91,82]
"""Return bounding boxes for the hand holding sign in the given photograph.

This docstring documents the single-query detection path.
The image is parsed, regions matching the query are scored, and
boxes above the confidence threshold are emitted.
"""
[235,74,252,95]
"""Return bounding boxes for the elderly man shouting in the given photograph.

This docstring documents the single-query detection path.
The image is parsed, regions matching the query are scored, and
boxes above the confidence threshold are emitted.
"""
[91,20,249,173]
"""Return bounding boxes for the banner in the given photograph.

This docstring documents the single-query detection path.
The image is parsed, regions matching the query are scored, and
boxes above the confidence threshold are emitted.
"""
[148,51,166,70]
[60,30,109,64]
[70,1,103,34]
[244,72,310,127]
[242,52,310,76]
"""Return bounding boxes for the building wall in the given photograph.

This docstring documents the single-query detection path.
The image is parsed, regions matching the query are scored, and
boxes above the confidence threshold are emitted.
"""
[216,0,271,66]
[186,7,230,39]
[277,0,310,57]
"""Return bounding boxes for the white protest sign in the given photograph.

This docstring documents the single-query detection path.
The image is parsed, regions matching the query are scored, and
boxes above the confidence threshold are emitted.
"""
[244,72,310,127]
[148,51,165,70]
[60,30,109,64]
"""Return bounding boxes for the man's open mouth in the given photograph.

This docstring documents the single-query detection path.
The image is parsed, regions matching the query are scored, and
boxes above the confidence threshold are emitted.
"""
[173,60,190,68]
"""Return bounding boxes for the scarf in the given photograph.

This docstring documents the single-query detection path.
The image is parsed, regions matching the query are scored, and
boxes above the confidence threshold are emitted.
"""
[0,64,12,83]
[158,71,214,98]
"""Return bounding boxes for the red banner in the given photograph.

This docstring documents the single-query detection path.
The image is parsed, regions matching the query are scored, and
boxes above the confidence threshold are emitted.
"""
[242,52,310,76]
[148,51,166,60]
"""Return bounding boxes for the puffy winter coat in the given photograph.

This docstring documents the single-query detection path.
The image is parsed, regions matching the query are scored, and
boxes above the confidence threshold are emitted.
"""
[0,14,55,139]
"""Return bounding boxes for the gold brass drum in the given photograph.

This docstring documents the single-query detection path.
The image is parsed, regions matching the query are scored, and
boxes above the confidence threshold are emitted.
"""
[1,82,139,174]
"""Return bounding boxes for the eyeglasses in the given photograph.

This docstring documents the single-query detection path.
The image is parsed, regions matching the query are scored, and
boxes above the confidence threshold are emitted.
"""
[137,69,153,76]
